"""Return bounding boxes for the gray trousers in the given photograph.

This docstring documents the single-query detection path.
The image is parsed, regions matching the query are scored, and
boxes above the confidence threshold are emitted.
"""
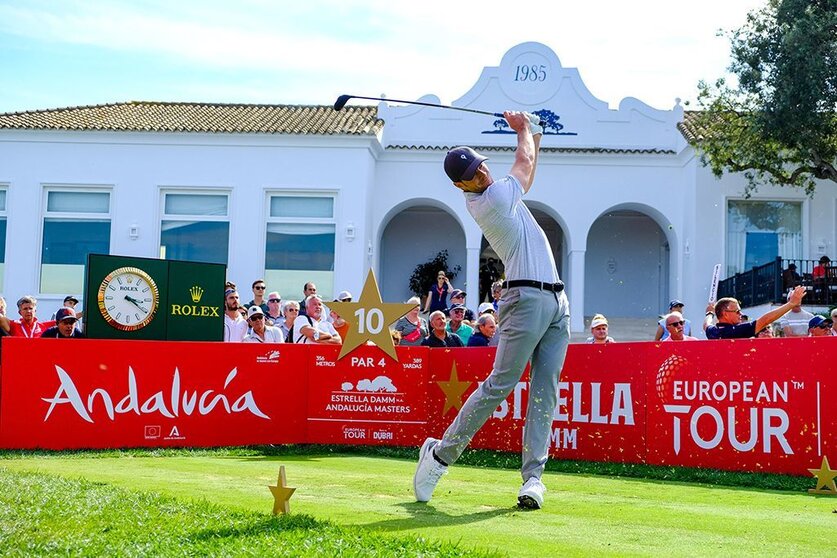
[435,286,570,481]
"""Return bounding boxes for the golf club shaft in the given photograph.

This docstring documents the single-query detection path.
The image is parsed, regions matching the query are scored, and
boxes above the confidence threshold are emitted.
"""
[334,94,504,119]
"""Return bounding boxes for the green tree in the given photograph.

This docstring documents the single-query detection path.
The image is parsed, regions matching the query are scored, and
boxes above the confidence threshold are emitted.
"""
[695,0,837,196]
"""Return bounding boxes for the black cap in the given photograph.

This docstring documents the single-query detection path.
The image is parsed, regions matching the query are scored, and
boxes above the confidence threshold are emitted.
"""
[64,295,79,304]
[444,146,488,182]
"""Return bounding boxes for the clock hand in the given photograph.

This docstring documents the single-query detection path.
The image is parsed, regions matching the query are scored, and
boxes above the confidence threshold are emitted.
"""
[124,295,148,313]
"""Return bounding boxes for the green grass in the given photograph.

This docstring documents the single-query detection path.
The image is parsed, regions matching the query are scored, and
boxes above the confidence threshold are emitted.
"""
[2,446,836,557]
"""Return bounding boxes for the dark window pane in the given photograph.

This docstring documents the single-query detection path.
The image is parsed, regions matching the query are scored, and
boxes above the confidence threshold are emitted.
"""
[41,219,110,264]
[161,220,229,264]
[266,228,335,271]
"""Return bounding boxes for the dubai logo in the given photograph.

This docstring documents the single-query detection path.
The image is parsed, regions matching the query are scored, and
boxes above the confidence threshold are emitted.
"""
[190,285,204,303]
[483,109,577,136]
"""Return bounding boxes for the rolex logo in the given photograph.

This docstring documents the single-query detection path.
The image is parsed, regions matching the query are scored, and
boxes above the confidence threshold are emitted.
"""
[190,285,204,303]
[127,276,134,283]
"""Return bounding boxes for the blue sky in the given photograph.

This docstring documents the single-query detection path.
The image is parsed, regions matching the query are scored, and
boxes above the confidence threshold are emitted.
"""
[0,0,765,114]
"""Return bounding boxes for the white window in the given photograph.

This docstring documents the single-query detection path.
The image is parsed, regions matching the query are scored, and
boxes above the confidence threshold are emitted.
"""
[726,200,802,275]
[160,192,230,264]
[0,188,6,291]
[41,189,111,294]
[265,194,336,299]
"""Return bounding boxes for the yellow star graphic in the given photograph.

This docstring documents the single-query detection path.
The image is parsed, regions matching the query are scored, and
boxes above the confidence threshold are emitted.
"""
[328,269,415,361]
[808,456,837,494]
[268,465,297,514]
[436,362,472,416]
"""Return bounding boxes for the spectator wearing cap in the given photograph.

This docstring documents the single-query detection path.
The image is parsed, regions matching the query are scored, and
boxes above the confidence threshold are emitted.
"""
[293,294,341,344]
[243,306,284,343]
[661,311,697,341]
[9,295,55,338]
[421,310,464,348]
[265,291,283,325]
[446,304,474,345]
[467,313,497,347]
[587,314,614,344]
[325,290,353,335]
[777,290,814,337]
[245,279,269,314]
[394,296,428,347]
[298,282,318,317]
[445,289,475,324]
[52,295,84,333]
[704,285,807,339]
[223,289,248,342]
[654,300,692,341]
[808,315,834,337]
[41,308,85,338]
[782,262,801,291]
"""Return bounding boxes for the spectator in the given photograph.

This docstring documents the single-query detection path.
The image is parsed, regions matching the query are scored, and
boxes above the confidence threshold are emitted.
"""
[478,301,495,316]
[661,311,697,341]
[782,263,801,291]
[265,291,282,325]
[777,291,815,337]
[394,296,428,347]
[51,295,83,334]
[298,282,318,317]
[245,279,269,314]
[225,280,237,293]
[336,290,353,303]
[421,310,464,348]
[704,285,806,339]
[756,325,775,338]
[808,315,833,337]
[423,270,452,315]
[446,304,474,345]
[445,289,475,324]
[813,256,831,296]
[491,281,503,312]
[41,308,85,338]
[467,313,497,347]
[479,258,500,303]
[223,289,248,342]
[654,300,692,341]
[390,329,402,346]
[587,314,614,344]
[243,306,284,343]
[9,295,55,338]
[831,308,837,336]
[330,305,350,342]
[0,296,10,336]
[293,295,341,344]
[278,300,299,342]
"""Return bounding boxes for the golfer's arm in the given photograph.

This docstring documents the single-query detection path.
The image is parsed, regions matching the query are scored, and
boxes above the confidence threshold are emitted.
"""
[510,128,537,193]
[755,302,792,333]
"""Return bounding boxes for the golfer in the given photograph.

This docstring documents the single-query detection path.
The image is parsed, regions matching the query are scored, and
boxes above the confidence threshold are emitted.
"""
[414,111,570,509]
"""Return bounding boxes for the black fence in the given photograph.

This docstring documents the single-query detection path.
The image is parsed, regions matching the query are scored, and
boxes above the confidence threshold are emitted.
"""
[717,257,837,307]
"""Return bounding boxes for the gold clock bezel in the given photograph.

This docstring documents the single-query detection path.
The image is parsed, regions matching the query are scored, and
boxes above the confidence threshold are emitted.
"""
[97,266,160,331]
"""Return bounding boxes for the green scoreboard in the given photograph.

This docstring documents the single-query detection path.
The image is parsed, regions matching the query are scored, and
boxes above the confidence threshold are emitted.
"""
[84,254,225,341]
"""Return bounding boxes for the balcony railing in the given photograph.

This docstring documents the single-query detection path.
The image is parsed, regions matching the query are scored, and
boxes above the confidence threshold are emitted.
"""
[717,257,837,307]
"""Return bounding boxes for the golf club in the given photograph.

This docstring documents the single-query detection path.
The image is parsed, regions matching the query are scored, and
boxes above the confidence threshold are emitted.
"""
[334,94,505,119]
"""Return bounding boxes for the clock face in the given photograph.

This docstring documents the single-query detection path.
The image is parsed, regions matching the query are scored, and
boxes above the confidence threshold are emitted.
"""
[97,266,160,331]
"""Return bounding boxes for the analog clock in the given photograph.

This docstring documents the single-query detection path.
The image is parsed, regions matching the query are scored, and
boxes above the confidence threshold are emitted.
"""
[97,266,160,331]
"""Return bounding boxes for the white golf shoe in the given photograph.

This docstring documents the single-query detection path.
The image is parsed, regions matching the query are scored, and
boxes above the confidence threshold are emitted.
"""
[413,437,447,502]
[517,477,546,509]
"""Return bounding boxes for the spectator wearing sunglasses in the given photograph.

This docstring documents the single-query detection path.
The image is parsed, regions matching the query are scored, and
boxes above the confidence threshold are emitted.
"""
[265,291,282,325]
[445,304,473,345]
[245,279,269,314]
[243,306,284,343]
[808,316,834,337]
[705,285,806,339]
[661,312,697,341]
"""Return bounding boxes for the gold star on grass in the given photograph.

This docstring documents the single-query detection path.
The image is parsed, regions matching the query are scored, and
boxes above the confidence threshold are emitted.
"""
[808,456,837,495]
[436,362,472,416]
[328,269,415,361]
[268,465,296,514]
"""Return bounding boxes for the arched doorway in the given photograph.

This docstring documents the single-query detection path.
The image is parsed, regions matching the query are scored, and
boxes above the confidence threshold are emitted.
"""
[584,209,670,317]
[478,206,565,303]
[379,205,466,304]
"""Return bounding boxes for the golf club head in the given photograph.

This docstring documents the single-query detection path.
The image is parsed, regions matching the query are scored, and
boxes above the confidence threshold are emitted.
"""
[333,95,351,111]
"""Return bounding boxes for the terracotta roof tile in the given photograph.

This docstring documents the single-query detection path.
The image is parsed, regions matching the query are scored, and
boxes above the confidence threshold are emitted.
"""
[0,101,383,135]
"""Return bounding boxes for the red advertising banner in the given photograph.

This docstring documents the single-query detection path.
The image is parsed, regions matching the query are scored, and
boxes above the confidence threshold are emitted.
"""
[646,338,834,474]
[0,338,307,449]
[305,344,428,446]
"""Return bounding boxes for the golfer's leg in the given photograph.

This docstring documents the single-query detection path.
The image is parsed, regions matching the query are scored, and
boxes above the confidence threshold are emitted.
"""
[522,292,570,481]
[434,289,539,465]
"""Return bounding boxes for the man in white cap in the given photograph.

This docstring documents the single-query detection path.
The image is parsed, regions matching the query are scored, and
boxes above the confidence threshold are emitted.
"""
[243,306,284,343]
[587,314,614,344]
[414,110,570,510]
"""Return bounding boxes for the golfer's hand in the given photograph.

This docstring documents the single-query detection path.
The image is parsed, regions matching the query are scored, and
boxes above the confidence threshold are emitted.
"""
[504,111,529,133]
[524,112,543,136]
[787,285,806,306]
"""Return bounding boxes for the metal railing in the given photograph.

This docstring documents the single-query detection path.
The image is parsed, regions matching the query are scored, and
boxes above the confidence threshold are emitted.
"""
[717,257,837,307]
